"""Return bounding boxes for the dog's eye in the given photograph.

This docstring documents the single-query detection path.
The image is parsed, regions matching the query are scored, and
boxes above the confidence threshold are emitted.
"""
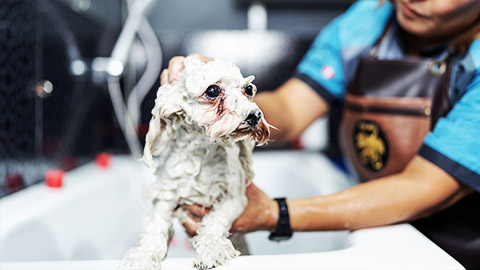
[205,85,221,99]
[244,84,256,97]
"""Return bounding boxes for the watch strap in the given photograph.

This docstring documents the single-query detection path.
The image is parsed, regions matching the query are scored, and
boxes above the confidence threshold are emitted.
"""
[268,197,293,241]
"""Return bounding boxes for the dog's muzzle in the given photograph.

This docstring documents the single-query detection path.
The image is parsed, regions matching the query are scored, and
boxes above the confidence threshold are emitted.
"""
[231,109,270,145]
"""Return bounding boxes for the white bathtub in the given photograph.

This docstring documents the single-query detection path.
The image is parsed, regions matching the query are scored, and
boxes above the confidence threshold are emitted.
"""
[0,152,465,270]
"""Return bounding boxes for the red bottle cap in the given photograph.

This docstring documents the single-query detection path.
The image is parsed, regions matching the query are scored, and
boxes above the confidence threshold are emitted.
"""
[291,136,304,150]
[95,152,112,168]
[45,170,65,188]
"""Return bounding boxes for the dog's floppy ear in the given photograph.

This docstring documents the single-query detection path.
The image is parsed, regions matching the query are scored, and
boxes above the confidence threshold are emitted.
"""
[184,56,207,96]
[184,56,204,73]
[143,84,184,170]
[245,75,255,84]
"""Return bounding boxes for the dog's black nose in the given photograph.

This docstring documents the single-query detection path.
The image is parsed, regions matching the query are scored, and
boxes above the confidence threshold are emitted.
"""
[245,111,261,127]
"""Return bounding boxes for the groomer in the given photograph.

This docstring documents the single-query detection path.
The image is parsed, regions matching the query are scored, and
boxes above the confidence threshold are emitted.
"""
[168,1,480,269]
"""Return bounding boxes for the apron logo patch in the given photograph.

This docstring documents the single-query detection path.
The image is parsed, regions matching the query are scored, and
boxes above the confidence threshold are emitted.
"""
[354,120,388,171]
[321,65,335,80]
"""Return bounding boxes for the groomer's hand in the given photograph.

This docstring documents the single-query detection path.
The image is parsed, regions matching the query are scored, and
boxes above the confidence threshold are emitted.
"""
[160,54,214,85]
[182,183,278,237]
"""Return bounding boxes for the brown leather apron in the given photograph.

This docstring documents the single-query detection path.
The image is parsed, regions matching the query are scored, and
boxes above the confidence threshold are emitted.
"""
[336,25,480,270]
[339,55,451,181]
[338,54,480,269]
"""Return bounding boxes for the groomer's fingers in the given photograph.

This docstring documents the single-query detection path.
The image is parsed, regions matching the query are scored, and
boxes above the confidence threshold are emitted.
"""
[168,56,186,84]
[188,53,214,63]
[185,204,211,218]
[160,69,168,85]
[182,214,201,237]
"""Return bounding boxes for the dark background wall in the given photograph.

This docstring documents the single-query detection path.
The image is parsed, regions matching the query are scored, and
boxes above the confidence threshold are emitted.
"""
[60,0,351,35]
[146,0,348,35]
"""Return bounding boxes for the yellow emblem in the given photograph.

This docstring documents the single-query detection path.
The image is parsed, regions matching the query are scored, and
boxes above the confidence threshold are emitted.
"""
[354,121,387,171]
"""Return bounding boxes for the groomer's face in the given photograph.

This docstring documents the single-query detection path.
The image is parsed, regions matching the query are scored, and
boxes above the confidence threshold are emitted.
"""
[395,0,480,38]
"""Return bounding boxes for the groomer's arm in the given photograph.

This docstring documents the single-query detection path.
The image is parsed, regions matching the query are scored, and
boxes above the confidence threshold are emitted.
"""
[254,78,329,142]
[232,155,473,233]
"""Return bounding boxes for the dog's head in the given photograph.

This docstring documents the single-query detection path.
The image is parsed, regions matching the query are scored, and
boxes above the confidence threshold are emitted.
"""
[144,56,270,169]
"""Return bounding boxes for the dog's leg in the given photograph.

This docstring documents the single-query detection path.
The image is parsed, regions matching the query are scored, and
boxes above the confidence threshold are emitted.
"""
[119,200,177,270]
[192,192,247,269]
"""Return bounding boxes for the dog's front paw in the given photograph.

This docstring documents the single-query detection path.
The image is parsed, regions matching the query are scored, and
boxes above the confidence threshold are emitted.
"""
[118,246,164,270]
[192,234,240,269]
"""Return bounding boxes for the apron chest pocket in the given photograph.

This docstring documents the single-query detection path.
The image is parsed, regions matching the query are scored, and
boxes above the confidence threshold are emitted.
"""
[340,93,432,181]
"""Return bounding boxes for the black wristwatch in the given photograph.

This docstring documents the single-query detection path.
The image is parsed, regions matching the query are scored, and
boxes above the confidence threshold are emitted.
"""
[268,197,293,241]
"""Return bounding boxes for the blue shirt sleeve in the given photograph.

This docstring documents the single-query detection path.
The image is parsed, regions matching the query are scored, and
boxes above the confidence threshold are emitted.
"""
[295,1,393,105]
[420,42,480,191]
[295,13,345,104]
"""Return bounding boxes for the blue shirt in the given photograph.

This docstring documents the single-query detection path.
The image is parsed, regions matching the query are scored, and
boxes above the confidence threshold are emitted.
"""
[295,0,480,192]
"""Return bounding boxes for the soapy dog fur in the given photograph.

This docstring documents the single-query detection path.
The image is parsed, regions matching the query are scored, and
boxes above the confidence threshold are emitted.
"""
[119,56,270,270]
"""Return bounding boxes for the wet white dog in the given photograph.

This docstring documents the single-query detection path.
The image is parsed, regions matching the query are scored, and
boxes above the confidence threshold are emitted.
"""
[119,56,270,270]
